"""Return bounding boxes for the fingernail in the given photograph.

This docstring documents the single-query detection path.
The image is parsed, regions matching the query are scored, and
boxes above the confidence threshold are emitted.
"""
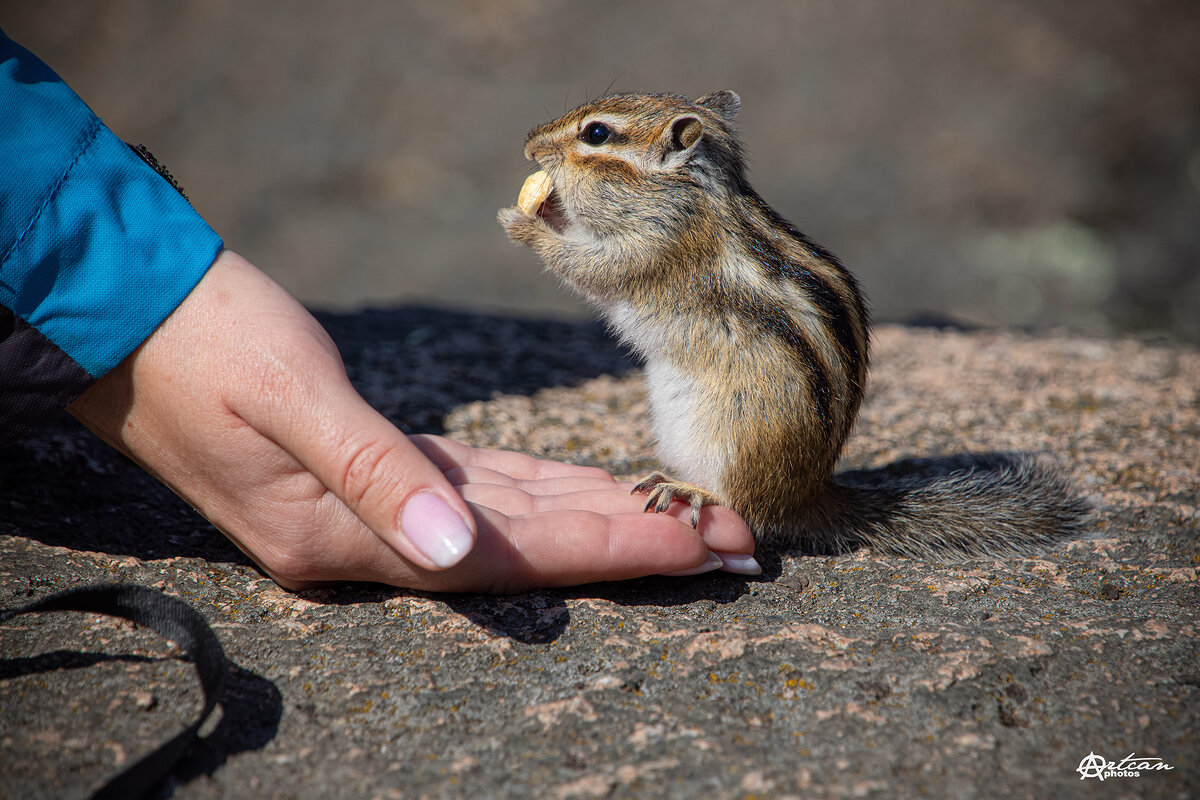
[399,492,474,568]
[661,551,724,577]
[716,552,763,576]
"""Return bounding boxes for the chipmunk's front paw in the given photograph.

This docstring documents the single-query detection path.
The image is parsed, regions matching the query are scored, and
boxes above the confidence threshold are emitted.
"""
[497,205,550,247]
[632,471,722,528]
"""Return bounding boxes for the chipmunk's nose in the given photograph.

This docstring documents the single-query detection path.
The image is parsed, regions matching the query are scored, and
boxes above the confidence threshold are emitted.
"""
[523,137,543,162]
[523,129,557,162]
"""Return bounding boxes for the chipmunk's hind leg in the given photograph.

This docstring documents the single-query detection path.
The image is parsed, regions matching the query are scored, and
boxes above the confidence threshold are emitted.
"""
[632,471,722,528]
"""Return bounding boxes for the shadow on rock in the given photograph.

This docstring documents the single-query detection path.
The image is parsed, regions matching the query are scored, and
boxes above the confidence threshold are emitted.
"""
[0,648,161,680]
[441,593,570,644]
[172,664,283,788]
[0,652,282,797]
[297,570,771,645]
[568,570,765,610]
[315,306,635,432]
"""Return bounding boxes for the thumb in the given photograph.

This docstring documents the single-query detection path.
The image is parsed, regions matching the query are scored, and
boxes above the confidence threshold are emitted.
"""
[270,380,477,570]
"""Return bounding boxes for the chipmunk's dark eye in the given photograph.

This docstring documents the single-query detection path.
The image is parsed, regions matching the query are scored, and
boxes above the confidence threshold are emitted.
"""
[581,122,611,146]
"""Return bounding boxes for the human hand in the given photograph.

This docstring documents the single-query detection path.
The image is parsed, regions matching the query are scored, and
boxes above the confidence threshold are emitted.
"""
[68,250,757,592]
[407,433,760,592]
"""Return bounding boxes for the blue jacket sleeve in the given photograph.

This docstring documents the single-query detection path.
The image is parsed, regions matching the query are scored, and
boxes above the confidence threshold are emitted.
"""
[0,29,223,444]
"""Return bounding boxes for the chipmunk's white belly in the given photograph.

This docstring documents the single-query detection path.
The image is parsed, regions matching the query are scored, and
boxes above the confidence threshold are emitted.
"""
[642,358,729,493]
[603,300,731,493]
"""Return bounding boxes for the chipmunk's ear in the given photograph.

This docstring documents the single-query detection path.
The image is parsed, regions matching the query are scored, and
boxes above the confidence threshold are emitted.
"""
[666,115,704,154]
[695,90,740,123]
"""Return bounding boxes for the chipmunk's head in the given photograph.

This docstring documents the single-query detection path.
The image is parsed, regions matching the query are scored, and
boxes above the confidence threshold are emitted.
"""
[521,90,745,238]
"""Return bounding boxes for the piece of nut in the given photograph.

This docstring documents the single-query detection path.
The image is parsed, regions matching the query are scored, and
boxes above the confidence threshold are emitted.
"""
[517,170,553,214]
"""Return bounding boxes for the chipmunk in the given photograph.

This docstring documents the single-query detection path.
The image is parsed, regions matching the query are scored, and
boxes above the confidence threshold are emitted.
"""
[497,90,1089,557]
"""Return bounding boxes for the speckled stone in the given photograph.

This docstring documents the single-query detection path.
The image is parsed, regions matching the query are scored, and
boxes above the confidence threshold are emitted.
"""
[2,308,1197,800]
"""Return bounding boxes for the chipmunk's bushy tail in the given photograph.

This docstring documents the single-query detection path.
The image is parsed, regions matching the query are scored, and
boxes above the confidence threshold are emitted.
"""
[780,452,1093,558]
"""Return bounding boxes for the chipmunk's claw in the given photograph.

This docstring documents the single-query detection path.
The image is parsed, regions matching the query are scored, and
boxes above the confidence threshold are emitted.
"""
[632,471,720,528]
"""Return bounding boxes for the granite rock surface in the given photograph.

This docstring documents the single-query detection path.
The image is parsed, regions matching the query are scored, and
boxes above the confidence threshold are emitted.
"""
[1,309,1197,799]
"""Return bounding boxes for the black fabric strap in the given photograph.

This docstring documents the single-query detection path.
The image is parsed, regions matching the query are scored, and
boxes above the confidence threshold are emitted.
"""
[0,583,228,800]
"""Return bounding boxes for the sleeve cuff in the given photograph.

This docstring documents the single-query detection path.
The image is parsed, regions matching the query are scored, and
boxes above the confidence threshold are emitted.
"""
[3,119,223,379]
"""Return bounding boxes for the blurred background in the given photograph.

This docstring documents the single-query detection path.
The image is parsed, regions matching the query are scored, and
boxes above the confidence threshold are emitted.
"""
[4,0,1199,342]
